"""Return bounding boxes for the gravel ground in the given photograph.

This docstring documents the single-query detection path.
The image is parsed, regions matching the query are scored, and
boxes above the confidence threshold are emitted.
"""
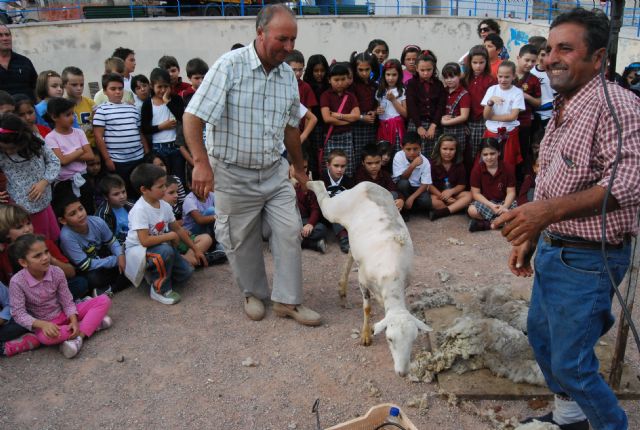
[1,213,638,429]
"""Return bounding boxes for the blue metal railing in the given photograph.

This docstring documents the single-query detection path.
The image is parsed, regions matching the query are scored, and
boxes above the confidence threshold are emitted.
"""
[1,0,639,37]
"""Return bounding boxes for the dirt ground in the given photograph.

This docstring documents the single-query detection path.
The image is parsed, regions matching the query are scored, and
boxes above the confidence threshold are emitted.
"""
[1,213,639,429]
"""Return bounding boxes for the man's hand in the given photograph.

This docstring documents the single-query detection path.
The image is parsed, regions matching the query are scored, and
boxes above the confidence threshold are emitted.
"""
[508,240,535,277]
[291,166,309,189]
[191,162,214,198]
[492,200,556,246]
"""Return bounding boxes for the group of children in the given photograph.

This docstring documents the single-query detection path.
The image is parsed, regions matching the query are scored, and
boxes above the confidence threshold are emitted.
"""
[0,32,565,360]
[0,49,230,360]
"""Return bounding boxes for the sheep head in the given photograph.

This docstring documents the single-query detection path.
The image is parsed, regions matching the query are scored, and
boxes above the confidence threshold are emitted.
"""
[373,309,432,376]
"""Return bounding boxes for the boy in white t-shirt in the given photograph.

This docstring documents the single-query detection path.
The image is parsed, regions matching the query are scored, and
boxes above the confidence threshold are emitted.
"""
[481,61,525,167]
[125,164,204,305]
[392,132,432,218]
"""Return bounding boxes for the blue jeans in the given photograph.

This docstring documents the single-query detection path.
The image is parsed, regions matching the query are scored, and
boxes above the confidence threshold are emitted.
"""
[529,236,631,430]
[146,243,194,294]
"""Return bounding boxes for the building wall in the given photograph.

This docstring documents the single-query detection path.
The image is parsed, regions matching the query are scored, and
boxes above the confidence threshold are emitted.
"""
[8,15,639,91]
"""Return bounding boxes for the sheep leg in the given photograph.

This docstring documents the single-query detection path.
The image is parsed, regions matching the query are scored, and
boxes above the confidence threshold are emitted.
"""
[361,287,372,346]
[338,252,354,309]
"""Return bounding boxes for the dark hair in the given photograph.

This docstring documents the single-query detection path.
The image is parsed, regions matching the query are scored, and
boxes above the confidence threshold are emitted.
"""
[403,131,421,146]
[284,50,305,65]
[144,152,167,169]
[165,175,180,187]
[417,51,439,79]
[0,113,44,160]
[0,90,14,107]
[186,58,209,78]
[479,137,501,154]
[498,60,516,75]
[484,33,504,51]
[367,39,389,55]
[131,74,149,91]
[478,19,500,37]
[327,149,348,163]
[101,73,124,90]
[431,134,461,165]
[112,47,135,61]
[518,44,539,57]
[527,36,547,52]
[46,97,76,118]
[12,93,34,114]
[256,3,295,31]
[230,43,245,50]
[400,45,421,66]
[158,55,180,71]
[35,70,61,101]
[303,54,329,90]
[52,192,81,218]
[149,68,171,92]
[327,62,350,79]
[9,233,45,265]
[463,45,491,87]
[98,174,126,196]
[350,51,379,84]
[550,8,610,56]
[376,59,404,99]
[130,163,166,191]
[61,66,83,86]
[361,143,382,161]
[377,140,391,155]
[441,62,462,78]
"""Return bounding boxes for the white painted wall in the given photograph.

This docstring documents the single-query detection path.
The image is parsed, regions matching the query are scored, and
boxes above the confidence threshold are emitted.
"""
[7,15,639,93]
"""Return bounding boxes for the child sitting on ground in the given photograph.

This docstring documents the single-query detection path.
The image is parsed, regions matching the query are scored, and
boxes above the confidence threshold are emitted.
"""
[428,135,472,220]
[162,175,183,221]
[9,234,112,359]
[149,153,186,216]
[355,143,404,211]
[321,149,353,253]
[392,132,433,217]
[56,194,130,296]
[0,281,40,357]
[291,153,327,253]
[125,164,202,305]
[182,188,216,237]
[468,138,516,232]
[95,174,132,247]
[0,204,89,299]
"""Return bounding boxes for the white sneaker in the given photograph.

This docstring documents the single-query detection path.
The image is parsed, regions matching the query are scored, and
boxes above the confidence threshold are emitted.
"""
[60,337,83,358]
[96,315,113,332]
[149,285,181,305]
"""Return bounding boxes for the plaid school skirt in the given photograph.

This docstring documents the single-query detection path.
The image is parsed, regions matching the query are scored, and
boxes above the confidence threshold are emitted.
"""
[377,116,405,153]
[442,124,468,154]
[468,120,485,159]
[352,122,377,164]
[324,131,355,177]
[473,200,518,221]
[407,120,440,158]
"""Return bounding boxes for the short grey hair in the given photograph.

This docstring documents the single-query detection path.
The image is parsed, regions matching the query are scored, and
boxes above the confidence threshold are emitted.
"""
[256,4,295,31]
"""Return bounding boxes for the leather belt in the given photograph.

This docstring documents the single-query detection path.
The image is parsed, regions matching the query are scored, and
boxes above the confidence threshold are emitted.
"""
[542,231,628,250]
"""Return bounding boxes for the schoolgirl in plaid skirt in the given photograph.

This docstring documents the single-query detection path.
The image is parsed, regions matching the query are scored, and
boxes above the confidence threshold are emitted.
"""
[303,54,330,179]
[319,63,361,177]
[441,62,470,159]
[405,51,446,159]
[349,51,379,167]
[462,45,497,161]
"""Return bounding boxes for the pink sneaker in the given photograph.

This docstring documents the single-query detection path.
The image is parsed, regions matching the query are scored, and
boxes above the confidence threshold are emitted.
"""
[96,315,113,332]
[60,336,83,358]
[2,333,40,357]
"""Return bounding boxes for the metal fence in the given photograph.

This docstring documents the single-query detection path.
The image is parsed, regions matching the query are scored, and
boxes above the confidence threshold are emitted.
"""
[1,0,639,37]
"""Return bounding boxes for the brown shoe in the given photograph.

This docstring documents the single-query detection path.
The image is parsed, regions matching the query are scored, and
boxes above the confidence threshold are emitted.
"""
[244,296,265,321]
[272,302,322,326]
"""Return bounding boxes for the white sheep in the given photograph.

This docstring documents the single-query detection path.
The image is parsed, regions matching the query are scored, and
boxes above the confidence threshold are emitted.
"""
[306,180,431,376]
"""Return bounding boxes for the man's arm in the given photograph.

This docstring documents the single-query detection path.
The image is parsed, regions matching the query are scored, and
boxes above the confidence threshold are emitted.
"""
[183,112,212,197]
[284,125,307,188]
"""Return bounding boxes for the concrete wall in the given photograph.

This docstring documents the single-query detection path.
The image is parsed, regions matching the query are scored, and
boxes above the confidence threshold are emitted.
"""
[8,15,639,93]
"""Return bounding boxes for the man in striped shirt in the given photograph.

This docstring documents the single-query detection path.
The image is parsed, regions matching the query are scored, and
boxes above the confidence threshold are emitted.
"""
[93,73,149,199]
[184,5,321,326]
[494,9,640,430]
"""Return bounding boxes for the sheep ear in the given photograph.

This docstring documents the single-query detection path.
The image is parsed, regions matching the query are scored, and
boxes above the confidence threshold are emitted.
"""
[373,318,388,336]
[413,316,433,333]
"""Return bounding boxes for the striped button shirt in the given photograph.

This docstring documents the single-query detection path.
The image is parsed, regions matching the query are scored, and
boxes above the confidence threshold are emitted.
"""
[534,76,640,244]
[185,42,301,169]
[92,102,144,163]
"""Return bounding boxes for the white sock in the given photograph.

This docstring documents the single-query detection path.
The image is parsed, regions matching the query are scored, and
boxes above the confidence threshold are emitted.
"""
[552,395,587,425]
